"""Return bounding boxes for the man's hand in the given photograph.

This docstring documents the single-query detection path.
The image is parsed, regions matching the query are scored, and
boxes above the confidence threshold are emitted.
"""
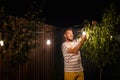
[81,34,87,41]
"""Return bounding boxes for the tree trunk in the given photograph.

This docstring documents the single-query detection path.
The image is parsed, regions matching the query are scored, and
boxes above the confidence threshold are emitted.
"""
[99,67,102,80]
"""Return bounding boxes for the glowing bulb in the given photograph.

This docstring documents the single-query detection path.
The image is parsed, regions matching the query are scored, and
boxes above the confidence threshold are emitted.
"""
[46,39,51,45]
[110,36,113,39]
[0,40,4,46]
[82,31,86,35]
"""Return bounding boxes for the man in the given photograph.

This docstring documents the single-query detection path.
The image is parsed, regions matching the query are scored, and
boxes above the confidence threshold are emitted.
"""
[61,28,87,80]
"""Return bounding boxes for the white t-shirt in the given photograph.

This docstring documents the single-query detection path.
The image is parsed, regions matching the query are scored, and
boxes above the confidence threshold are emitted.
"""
[61,38,83,72]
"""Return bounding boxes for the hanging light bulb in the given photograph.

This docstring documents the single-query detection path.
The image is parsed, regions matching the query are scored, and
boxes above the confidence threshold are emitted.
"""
[46,39,51,45]
[82,31,86,36]
[0,40,4,46]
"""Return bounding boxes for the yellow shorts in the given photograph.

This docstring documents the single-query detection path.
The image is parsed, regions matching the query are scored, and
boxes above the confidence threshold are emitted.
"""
[64,71,84,80]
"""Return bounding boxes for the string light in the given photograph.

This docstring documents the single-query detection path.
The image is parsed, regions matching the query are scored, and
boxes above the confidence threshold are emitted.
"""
[46,39,51,45]
[82,31,86,35]
[0,40,4,46]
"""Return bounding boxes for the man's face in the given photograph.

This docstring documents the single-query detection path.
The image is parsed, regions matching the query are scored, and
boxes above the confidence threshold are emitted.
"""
[64,30,74,41]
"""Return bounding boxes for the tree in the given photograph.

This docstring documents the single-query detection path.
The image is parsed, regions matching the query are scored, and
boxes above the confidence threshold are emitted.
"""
[0,7,42,80]
[78,4,120,80]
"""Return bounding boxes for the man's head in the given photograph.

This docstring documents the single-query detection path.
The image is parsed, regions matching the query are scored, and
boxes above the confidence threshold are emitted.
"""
[64,28,74,42]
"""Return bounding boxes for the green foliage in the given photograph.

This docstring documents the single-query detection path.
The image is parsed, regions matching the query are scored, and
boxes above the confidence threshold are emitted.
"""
[0,8,40,67]
[79,5,120,68]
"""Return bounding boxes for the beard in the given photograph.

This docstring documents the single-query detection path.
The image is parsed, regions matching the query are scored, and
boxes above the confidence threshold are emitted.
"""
[67,37,73,41]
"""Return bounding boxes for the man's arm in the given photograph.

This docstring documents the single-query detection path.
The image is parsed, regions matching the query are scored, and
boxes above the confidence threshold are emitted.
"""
[67,35,86,54]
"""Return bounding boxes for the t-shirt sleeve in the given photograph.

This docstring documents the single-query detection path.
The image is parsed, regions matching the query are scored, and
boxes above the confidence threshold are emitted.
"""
[61,42,70,54]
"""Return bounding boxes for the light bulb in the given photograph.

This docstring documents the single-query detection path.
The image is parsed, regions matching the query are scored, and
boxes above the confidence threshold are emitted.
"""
[46,39,51,45]
[0,40,4,46]
[82,31,86,35]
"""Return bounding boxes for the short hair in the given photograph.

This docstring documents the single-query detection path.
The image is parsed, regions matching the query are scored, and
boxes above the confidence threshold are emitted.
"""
[63,27,73,34]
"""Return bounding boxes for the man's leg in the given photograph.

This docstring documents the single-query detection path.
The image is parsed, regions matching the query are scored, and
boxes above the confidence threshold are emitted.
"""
[64,72,76,80]
[76,71,84,80]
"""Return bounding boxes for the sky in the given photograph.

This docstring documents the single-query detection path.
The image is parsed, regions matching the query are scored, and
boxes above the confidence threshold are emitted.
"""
[43,0,120,27]
[0,0,120,28]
